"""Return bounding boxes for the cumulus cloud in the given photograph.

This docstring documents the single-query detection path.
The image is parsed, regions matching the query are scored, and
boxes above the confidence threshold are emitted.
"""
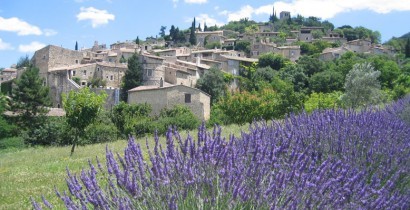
[0,17,42,36]
[0,38,14,50]
[184,0,207,4]
[44,29,58,36]
[193,14,224,27]
[76,7,115,28]
[18,41,46,53]
[220,0,410,21]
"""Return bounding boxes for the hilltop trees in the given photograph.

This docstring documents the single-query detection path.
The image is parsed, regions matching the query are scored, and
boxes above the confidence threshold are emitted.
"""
[405,38,410,58]
[189,18,197,45]
[121,53,143,102]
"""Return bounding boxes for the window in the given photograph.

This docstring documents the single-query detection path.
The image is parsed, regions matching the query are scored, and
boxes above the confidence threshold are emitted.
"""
[75,60,79,64]
[81,81,86,86]
[185,93,191,103]
[147,69,153,77]
[110,75,114,81]
[43,55,46,59]
[73,70,76,76]
[97,67,100,71]
[83,70,86,76]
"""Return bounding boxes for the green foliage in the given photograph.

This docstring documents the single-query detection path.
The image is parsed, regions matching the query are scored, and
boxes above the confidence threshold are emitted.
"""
[279,64,308,92]
[196,67,227,104]
[153,105,200,134]
[406,38,410,58]
[62,87,107,155]
[336,25,381,43]
[368,55,401,89]
[121,53,143,101]
[220,18,257,34]
[75,41,78,51]
[110,102,152,136]
[297,55,326,76]
[119,55,127,63]
[309,70,344,93]
[16,55,30,69]
[89,77,106,88]
[304,91,342,113]
[341,62,384,108]
[205,42,221,49]
[258,53,287,70]
[299,40,331,56]
[1,80,13,95]
[189,18,197,45]
[0,136,24,150]
[11,66,50,129]
[22,117,66,146]
[234,40,251,56]
[72,77,81,85]
[159,26,167,37]
[84,112,118,144]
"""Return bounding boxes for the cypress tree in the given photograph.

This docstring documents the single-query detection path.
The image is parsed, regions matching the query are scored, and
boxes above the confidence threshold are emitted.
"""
[405,38,410,58]
[75,41,78,51]
[189,18,197,45]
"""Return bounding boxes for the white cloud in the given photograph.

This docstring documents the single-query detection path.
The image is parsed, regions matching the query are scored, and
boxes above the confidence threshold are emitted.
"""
[44,29,58,37]
[0,17,42,36]
[194,14,224,27]
[0,38,14,50]
[18,41,46,53]
[220,0,410,22]
[214,6,219,10]
[76,7,115,28]
[225,5,254,22]
[184,0,207,4]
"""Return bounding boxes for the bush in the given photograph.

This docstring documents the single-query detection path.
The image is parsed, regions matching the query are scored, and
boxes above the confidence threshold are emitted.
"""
[22,117,66,146]
[0,116,18,139]
[153,105,200,134]
[0,137,25,150]
[85,123,118,144]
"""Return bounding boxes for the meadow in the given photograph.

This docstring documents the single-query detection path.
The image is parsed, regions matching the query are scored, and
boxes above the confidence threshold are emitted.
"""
[0,124,247,209]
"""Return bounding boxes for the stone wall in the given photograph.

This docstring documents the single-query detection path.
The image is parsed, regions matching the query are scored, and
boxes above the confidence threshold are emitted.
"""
[140,55,165,86]
[95,63,127,88]
[90,88,120,110]
[47,70,79,108]
[48,45,83,69]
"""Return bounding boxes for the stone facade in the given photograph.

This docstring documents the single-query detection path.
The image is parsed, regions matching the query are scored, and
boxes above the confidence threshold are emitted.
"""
[128,85,210,120]
[95,62,127,88]
[140,54,166,86]
[0,68,17,82]
[273,46,301,62]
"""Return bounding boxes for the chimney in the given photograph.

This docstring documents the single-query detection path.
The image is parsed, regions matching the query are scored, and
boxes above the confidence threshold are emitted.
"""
[160,77,163,87]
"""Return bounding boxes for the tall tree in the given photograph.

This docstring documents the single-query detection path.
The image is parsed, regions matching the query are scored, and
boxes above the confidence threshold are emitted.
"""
[196,67,227,104]
[16,55,30,69]
[189,18,197,45]
[135,36,140,45]
[75,41,78,51]
[405,38,410,58]
[159,26,167,38]
[341,62,384,109]
[63,87,106,155]
[204,22,208,31]
[198,23,202,32]
[121,53,143,102]
[11,66,50,129]
[169,25,176,40]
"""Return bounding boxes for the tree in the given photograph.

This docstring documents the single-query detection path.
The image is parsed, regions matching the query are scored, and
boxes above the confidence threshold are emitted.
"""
[119,55,126,63]
[309,70,344,93]
[135,36,140,45]
[75,41,78,51]
[196,67,227,104]
[63,87,107,155]
[297,55,326,76]
[341,62,384,108]
[279,64,308,92]
[11,66,50,129]
[198,23,202,32]
[16,55,30,69]
[405,38,410,58]
[121,54,143,102]
[204,22,208,31]
[258,53,287,70]
[189,18,197,45]
[159,26,167,38]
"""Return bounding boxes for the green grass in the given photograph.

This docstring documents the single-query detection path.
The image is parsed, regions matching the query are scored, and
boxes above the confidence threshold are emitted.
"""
[0,123,247,209]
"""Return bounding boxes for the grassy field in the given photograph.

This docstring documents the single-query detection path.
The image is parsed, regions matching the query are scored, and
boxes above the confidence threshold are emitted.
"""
[0,124,247,209]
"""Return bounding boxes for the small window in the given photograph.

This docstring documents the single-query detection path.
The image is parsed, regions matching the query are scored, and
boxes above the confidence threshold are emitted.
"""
[110,75,114,81]
[97,67,100,71]
[57,104,60,108]
[81,81,86,86]
[147,69,153,77]
[73,71,76,76]
[75,60,79,64]
[43,55,46,59]
[83,70,86,76]
[185,93,191,103]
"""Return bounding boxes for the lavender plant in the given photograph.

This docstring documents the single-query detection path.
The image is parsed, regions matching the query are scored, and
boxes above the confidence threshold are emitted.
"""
[33,97,410,209]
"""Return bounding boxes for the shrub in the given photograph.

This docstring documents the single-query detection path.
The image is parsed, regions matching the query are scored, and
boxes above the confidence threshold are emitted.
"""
[153,105,200,134]
[0,137,24,150]
[22,117,66,146]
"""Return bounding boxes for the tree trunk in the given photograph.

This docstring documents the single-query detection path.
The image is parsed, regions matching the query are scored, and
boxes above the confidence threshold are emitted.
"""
[70,143,76,156]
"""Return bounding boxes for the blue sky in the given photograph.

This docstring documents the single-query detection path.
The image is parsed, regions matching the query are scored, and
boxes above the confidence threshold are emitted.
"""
[1,0,409,68]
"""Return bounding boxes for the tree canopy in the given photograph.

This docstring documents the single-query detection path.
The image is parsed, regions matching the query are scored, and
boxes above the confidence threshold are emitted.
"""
[121,53,143,102]
[196,67,227,104]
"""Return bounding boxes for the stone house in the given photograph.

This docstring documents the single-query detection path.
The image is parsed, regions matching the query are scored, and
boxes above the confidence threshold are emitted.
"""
[128,84,210,120]
[0,68,17,82]
[273,46,301,62]
[299,27,324,42]
[219,55,258,90]
[280,11,291,20]
[195,31,224,47]
[140,53,166,86]
[319,47,350,61]
[344,39,372,53]
[95,62,127,88]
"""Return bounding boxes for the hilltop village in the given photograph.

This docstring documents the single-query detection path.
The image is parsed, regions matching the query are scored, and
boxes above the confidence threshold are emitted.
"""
[0,10,398,120]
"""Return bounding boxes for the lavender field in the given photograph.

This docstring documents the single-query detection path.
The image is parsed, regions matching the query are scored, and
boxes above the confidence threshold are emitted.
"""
[33,96,410,209]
